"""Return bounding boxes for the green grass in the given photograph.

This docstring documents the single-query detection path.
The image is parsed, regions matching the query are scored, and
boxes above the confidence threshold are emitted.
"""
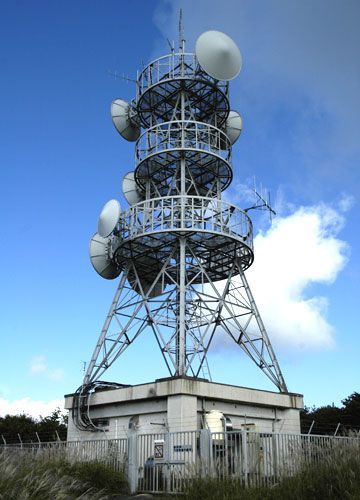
[2,441,360,499]
[0,448,129,499]
[179,446,360,500]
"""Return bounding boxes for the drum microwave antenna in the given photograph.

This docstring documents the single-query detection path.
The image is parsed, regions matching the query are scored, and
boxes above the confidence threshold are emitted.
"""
[73,24,287,431]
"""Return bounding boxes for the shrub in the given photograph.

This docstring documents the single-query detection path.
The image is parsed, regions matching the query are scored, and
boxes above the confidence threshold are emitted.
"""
[67,460,129,494]
[0,448,128,499]
[181,444,360,500]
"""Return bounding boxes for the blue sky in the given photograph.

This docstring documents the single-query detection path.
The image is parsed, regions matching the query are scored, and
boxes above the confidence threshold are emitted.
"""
[0,0,359,417]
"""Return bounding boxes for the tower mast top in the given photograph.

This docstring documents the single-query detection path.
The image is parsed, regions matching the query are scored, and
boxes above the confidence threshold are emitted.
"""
[179,9,185,52]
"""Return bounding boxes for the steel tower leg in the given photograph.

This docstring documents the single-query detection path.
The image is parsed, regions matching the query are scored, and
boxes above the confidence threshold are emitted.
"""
[84,271,128,385]
[82,239,287,392]
[236,263,287,392]
[177,236,186,375]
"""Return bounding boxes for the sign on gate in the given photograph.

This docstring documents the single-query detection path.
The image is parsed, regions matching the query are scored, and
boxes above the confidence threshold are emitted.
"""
[154,439,164,460]
[174,444,192,452]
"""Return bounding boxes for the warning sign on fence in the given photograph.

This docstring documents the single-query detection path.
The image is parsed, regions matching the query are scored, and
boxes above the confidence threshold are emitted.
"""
[154,439,164,460]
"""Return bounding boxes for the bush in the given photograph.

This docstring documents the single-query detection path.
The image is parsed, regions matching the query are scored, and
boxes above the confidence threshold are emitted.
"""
[67,460,129,494]
[0,448,129,499]
[181,445,360,500]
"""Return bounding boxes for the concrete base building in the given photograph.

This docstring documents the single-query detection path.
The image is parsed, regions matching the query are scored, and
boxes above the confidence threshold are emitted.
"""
[65,377,303,441]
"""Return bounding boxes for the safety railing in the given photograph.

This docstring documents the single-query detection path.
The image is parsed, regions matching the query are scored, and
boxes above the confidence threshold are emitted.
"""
[135,120,231,166]
[136,52,228,99]
[119,196,253,248]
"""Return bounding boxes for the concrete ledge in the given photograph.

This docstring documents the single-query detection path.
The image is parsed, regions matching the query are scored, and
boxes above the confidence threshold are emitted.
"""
[64,377,303,410]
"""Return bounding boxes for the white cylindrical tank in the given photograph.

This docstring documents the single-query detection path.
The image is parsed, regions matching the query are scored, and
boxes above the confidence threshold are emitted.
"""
[204,410,225,434]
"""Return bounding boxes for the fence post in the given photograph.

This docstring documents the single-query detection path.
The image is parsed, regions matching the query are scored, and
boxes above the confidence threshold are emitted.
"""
[307,420,315,435]
[241,430,249,487]
[35,432,41,450]
[127,434,138,494]
[199,429,211,477]
[1,435,6,446]
[164,431,171,494]
[272,433,278,482]
[18,433,23,449]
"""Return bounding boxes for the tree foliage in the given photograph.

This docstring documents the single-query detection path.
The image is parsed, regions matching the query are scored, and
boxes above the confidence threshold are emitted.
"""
[0,408,67,443]
[300,392,360,435]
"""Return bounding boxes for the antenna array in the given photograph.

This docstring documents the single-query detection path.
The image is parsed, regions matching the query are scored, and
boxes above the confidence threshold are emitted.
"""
[74,28,287,431]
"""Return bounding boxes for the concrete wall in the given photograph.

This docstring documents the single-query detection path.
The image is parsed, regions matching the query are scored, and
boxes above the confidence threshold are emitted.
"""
[65,378,303,441]
[167,394,198,432]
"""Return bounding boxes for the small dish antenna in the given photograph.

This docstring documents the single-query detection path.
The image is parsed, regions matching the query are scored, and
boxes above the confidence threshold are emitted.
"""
[89,233,120,280]
[111,99,140,142]
[225,111,243,144]
[195,30,242,81]
[98,199,121,238]
[122,171,144,205]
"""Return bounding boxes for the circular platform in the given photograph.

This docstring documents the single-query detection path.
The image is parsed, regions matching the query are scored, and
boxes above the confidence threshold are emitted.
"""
[114,196,253,284]
[136,53,229,128]
[135,120,232,195]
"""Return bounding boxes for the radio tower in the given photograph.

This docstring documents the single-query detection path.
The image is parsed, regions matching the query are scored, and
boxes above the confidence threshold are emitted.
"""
[73,24,287,430]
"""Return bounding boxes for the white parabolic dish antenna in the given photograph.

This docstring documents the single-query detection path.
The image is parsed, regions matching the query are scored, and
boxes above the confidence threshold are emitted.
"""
[98,199,121,238]
[89,233,120,280]
[195,30,242,81]
[225,111,243,144]
[111,99,140,142]
[122,171,144,205]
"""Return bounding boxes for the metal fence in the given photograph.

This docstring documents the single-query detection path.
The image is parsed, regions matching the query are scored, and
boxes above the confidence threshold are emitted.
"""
[1,430,359,494]
[0,438,128,474]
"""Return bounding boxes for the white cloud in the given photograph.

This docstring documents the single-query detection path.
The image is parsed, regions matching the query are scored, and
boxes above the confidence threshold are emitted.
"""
[338,193,355,213]
[245,203,349,349]
[0,397,65,419]
[29,355,47,374]
[29,356,64,382]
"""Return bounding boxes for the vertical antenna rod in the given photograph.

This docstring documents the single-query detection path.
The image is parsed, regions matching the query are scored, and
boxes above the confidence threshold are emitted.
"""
[179,9,185,52]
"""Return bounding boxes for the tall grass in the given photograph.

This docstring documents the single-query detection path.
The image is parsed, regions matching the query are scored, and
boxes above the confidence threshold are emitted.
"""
[180,444,360,500]
[0,447,129,499]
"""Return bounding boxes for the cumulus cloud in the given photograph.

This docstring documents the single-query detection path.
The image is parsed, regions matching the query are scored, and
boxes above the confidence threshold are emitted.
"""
[0,398,65,419]
[244,202,349,349]
[29,356,64,382]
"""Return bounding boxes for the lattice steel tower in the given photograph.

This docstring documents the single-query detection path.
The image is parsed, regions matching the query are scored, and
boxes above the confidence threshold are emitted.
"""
[75,28,287,428]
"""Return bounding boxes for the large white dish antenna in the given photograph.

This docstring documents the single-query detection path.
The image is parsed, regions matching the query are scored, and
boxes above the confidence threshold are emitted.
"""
[225,111,243,144]
[111,99,140,142]
[122,171,144,205]
[195,30,242,81]
[98,199,121,238]
[89,233,120,280]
